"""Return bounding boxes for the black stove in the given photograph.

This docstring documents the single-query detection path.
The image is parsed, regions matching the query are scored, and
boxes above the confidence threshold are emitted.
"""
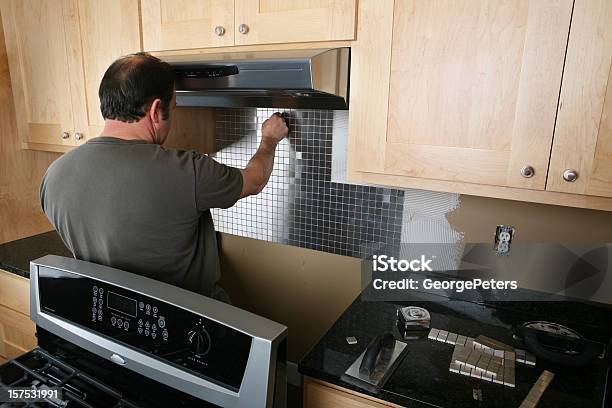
[1,330,212,408]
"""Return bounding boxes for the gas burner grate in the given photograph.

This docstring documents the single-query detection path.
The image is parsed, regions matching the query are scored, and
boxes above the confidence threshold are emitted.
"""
[0,348,143,408]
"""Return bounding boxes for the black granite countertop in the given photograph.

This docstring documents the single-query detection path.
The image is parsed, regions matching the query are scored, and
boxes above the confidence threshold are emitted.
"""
[299,290,612,407]
[0,231,72,278]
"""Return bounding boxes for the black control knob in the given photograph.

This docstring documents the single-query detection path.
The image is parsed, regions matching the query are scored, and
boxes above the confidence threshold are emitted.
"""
[187,325,211,357]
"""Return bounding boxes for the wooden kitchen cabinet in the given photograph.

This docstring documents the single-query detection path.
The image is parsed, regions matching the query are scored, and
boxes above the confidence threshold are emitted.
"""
[141,0,356,51]
[0,270,35,360]
[348,0,612,211]
[303,377,402,408]
[349,0,572,190]
[234,0,356,46]
[546,0,612,199]
[0,0,78,150]
[1,0,141,152]
[141,0,235,51]
[75,0,142,139]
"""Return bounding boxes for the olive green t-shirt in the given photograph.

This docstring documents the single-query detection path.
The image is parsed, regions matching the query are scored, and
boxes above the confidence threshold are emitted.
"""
[40,137,243,298]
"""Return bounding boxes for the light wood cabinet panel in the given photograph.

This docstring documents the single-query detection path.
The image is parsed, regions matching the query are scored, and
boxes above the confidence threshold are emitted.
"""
[547,0,612,198]
[141,0,235,51]
[350,0,572,190]
[0,304,36,359]
[1,0,142,151]
[304,378,401,408]
[76,0,142,141]
[0,270,34,360]
[0,270,30,315]
[234,0,356,46]
[0,0,76,148]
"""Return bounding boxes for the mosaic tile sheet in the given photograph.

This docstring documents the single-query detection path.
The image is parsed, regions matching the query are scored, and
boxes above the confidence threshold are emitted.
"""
[211,108,404,258]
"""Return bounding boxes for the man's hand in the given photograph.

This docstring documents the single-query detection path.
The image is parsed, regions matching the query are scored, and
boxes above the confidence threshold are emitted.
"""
[239,113,289,198]
[262,113,288,143]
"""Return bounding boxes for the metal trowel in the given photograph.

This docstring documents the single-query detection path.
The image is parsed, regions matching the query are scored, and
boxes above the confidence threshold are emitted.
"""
[341,332,408,394]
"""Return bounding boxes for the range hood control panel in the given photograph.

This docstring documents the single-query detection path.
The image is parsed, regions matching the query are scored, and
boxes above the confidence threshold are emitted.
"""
[175,65,239,79]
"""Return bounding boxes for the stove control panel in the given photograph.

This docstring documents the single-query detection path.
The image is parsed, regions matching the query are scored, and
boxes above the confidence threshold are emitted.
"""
[38,269,252,392]
[88,285,172,343]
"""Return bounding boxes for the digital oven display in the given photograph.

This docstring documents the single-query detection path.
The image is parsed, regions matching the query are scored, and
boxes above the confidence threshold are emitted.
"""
[107,291,137,317]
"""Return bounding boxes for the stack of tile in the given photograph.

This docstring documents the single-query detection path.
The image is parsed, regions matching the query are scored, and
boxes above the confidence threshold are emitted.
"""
[449,341,515,387]
[428,328,465,346]
[427,328,537,388]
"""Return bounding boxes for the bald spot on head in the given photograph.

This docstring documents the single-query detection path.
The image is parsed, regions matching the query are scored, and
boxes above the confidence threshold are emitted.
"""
[98,52,175,123]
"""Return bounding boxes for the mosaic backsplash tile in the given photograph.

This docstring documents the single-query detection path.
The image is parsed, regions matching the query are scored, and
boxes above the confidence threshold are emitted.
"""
[211,108,405,258]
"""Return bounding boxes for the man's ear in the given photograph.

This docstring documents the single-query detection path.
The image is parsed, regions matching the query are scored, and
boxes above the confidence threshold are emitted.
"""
[148,98,162,124]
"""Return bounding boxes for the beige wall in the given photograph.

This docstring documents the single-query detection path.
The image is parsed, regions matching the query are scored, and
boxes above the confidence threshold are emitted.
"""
[0,16,58,244]
[448,194,612,243]
[218,233,362,362]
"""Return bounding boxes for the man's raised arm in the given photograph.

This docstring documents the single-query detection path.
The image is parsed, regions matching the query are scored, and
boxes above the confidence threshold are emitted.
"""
[239,113,289,198]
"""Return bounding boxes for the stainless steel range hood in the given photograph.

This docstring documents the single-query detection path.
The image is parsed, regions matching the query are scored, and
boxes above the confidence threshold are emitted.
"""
[167,48,350,110]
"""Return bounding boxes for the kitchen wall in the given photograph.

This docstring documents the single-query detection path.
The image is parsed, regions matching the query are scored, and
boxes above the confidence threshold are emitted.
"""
[218,234,361,362]
[213,108,612,362]
[449,195,612,242]
[0,17,59,244]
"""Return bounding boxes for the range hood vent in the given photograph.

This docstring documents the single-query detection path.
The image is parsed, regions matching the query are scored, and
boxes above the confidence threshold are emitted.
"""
[168,48,350,110]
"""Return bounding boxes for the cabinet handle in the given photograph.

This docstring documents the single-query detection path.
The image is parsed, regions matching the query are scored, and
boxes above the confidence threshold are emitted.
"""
[75,132,84,141]
[238,24,249,34]
[61,131,70,140]
[563,169,578,182]
[214,26,225,36]
[520,165,535,178]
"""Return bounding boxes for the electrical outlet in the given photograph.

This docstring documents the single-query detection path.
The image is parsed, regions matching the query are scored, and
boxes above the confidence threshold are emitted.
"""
[494,225,515,255]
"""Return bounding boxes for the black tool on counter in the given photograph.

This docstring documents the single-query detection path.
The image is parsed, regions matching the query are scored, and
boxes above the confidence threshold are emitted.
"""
[396,306,431,339]
[359,333,396,377]
[341,332,408,394]
[515,321,604,367]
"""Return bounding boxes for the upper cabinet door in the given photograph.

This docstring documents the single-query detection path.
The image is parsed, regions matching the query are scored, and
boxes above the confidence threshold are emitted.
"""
[351,0,573,190]
[75,0,142,142]
[1,0,77,147]
[234,0,356,46]
[141,0,234,51]
[547,0,612,198]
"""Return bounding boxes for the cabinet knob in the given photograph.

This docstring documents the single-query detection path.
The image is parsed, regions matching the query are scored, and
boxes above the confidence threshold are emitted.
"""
[75,132,84,141]
[520,165,535,178]
[61,131,70,140]
[563,169,578,182]
[214,26,225,36]
[238,24,249,34]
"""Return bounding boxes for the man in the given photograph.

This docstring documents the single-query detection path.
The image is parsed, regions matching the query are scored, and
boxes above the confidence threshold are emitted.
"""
[40,52,288,300]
